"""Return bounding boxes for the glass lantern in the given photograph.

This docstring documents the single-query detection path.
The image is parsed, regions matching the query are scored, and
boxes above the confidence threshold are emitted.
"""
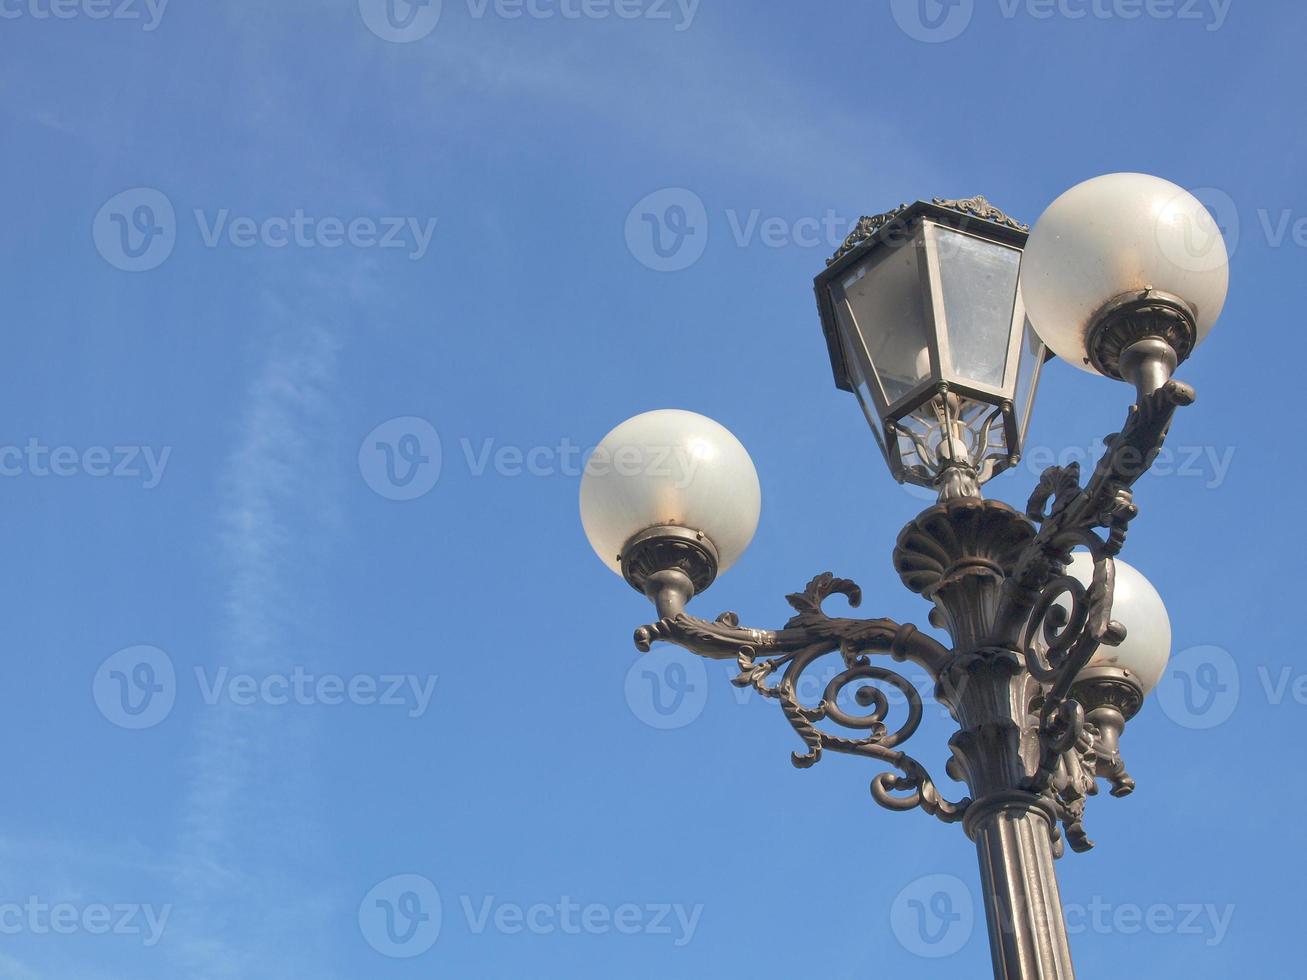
[814,197,1046,495]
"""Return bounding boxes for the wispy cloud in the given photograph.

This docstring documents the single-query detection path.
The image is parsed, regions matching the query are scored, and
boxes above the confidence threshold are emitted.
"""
[382,18,944,197]
[167,269,351,979]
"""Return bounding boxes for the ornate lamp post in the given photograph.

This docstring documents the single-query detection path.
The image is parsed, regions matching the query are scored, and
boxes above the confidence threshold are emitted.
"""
[580,174,1229,979]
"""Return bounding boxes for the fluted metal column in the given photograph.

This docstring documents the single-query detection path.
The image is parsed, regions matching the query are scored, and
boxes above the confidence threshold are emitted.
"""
[971,804,1075,979]
[944,651,1077,980]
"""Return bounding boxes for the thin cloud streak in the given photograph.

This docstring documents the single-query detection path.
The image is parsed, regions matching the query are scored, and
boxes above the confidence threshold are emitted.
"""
[168,275,349,979]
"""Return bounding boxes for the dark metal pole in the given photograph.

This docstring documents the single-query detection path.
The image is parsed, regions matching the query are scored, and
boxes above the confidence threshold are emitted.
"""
[973,805,1075,979]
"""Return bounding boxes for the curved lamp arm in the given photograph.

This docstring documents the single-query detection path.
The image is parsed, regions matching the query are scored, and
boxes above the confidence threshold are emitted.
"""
[993,378,1196,646]
[633,572,966,826]
[634,572,950,676]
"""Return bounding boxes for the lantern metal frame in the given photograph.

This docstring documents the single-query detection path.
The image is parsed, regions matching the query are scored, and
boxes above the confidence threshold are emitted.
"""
[814,197,1047,496]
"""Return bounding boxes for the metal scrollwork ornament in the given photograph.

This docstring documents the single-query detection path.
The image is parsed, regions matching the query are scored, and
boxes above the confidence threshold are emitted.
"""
[827,205,910,266]
[931,195,1030,232]
[635,573,969,825]
[827,195,1030,267]
[1003,379,1195,848]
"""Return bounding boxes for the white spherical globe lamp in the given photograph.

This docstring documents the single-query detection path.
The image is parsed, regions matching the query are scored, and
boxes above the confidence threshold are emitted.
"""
[579,410,761,610]
[1022,173,1229,387]
[1063,552,1172,695]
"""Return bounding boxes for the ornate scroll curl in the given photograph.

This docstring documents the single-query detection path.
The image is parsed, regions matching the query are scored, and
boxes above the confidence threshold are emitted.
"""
[635,573,968,825]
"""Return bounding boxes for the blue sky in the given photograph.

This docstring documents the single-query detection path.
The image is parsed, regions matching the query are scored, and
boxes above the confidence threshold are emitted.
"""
[0,0,1303,976]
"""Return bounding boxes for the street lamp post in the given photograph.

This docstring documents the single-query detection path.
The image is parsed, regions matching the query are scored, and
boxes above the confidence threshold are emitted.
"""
[579,174,1229,979]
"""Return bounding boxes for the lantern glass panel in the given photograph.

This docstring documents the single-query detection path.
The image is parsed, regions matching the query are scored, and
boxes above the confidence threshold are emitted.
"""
[1012,316,1046,447]
[842,333,891,462]
[932,224,1023,390]
[833,233,932,413]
